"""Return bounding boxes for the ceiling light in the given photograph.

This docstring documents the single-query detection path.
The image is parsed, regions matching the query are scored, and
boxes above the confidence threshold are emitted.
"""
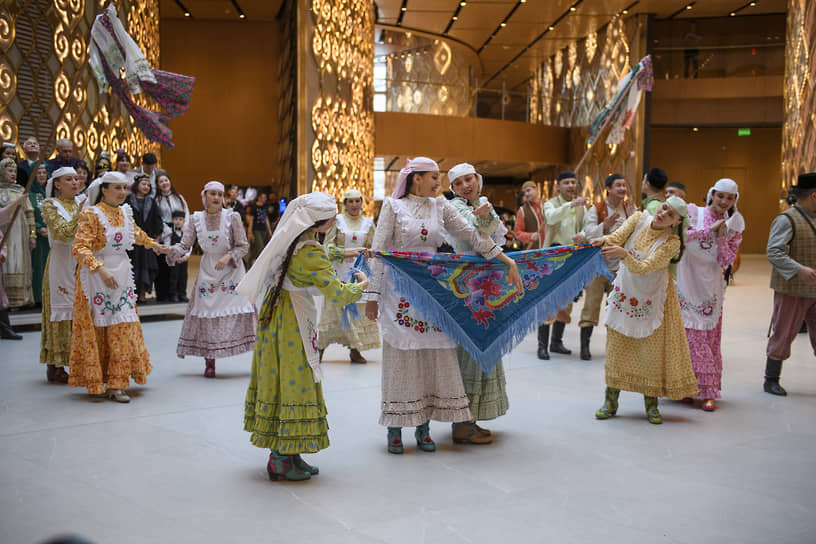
[500,22,506,27]
[622,9,628,14]
[686,3,693,9]
[548,25,554,30]
[750,1,757,5]
[400,6,406,11]
[570,6,576,11]
[692,127,699,132]
[460,1,466,5]
[452,16,457,20]
[239,13,245,18]
[184,12,190,17]
[730,12,736,16]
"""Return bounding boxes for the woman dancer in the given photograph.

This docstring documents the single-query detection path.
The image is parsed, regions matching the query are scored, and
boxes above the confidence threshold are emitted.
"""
[447,163,509,444]
[126,173,163,302]
[154,170,189,301]
[317,188,379,363]
[167,181,255,378]
[592,196,698,424]
[365,157,522,453]
[676,179,743,411]
[0,157,35,307]
[69,172,169,402]
[29,162,49,306]
[39,167,81,383]
[239,192,368,481]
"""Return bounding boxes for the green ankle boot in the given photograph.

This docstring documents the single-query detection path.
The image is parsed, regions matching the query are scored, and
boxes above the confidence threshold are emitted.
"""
[387,427,403,454]
[293,454,319,475]
[644,396,662,424]
[415,421,436,452]
[595,387,620,419]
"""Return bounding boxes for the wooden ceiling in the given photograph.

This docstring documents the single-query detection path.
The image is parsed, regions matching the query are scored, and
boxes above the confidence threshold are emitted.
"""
[160,0,787,90]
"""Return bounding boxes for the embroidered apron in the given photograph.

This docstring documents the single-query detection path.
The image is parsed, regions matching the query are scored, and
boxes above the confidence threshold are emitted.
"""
[334,214,373,279]
[284,240,325,382]
[380,198,455,350]
[604,213,671,338]
[45,199,77,322]
[80,204,138,327]
[676,206,726,330]
[190,210,254,318]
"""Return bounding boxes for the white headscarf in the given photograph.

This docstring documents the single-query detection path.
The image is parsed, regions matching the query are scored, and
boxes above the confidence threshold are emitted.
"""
[706,178,744,233]
[201,180,224,208]
[237,192,338,308]
[665,195,691,241]
[86,171,128,207]
[392,157,439,199]
[447,162,483,193]
[46,166,77,198]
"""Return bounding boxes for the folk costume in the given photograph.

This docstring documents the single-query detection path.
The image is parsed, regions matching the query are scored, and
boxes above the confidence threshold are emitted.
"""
[39,167,81,383]
[676,179,743,408]
[238,192,365,481]
[764,173,816,396]
[318,189,380,363]
[68,173,157,402]
[366,158,503,453]
[447,163,509,444]
[29,166,49,305]
[595,198,699,424]
[512,180,545,250]
[0,204,21,339]
[0,158,35,307]
[168,181,256,377]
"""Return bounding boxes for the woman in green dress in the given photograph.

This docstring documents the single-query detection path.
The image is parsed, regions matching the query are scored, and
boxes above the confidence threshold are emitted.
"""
[239,192,368,482]
[29,163,49,305]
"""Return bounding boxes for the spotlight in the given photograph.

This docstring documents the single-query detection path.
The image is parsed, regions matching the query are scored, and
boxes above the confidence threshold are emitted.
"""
[548,25,554,30]
[460,1,466,5]
[730,12,736,16]
[686,3,693,9]
[500,22,506,27]
[401,6,406,11]
[570,6,576,11]
[452,16,457,20]
[184,12,190,17]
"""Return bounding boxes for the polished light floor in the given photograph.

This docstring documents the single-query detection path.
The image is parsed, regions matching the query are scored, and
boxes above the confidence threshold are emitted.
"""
[1,256,814,544]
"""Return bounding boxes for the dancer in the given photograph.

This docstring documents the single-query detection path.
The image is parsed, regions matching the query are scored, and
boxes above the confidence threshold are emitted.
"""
[317,188,379,364]
[447,163,509,444]
[365,157,522,454]
[167,181,255,378]
[0,193,28,339]
[0,157,35,307]
[39,167,82,383]
[764,172,816,396]
[239,192,368,481]
[29,162,50,306]
[68,172,169,402]
[676,179,743,411]
[592,196,698,424]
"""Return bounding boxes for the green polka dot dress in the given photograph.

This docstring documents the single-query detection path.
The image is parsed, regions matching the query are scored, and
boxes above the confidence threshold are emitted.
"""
[244,235,364,453]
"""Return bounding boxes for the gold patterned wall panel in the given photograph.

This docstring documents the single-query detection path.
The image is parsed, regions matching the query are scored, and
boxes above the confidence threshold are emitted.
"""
[529,15,647,204]
[308,0,375,210]
[1,0,160,165]
[781,0,816,199]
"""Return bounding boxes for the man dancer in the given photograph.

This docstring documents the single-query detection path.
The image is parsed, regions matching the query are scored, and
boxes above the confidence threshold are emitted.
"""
[513,181,549,359]
[666,181,687,200]
[764,172,816,396]
[641,168,668,215]
[542,171,588,357]
[575,174,634,360]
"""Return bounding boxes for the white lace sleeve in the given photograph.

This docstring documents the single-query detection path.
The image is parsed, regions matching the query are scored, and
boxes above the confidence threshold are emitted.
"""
[365,198,397,302]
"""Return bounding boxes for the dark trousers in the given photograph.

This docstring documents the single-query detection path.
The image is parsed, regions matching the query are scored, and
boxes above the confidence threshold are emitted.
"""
[156,256,188,300]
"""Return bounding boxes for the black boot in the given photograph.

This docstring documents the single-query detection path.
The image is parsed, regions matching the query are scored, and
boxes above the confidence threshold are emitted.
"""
[550,321,572,355]
[800,321,808,334]
[0,309,21,340]
[580,326,592,360]
[764,358,787,396]
[537,324,550,360]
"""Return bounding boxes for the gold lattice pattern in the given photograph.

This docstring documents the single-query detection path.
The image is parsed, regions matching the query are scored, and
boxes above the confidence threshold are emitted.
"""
[1,1,160,165]
[310,0,375,211]
[781,0,816,199]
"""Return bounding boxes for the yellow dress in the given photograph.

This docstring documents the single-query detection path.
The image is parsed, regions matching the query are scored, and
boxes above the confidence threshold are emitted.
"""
[68,202,155,395]
[603,212,698,399]
[39,198,80,367]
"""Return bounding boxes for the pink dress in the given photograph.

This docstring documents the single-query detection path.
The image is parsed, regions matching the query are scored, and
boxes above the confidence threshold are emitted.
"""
[676,205,742,399]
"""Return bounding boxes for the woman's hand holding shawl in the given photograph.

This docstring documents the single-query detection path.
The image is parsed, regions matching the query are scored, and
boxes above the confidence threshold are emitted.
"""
[496,253,524,294]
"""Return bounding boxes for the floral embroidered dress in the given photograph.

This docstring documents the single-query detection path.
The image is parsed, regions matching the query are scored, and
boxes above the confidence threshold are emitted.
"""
[676,204,742,399]
[602,212,698,399]
[168,209,256,358]
[68,202,155,395]
[244,233,364,453]
[367,195,502,427]
[448,196,509,421]
[317,213,380,352]
[39,197,80,368]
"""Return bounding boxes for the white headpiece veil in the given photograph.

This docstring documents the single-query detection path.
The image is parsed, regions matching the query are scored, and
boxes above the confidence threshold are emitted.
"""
[237,192,338,308]
[46,166,77,198]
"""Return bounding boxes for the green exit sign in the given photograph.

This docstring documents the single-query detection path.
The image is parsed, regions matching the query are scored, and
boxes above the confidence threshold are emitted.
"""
[738,128,751,136]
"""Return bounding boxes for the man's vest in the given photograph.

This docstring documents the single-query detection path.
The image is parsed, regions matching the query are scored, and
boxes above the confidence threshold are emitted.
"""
[521,201,543,249]
[770,205,816,297]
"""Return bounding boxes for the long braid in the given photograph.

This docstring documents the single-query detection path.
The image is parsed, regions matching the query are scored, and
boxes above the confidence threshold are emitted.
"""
[259,238,299,329]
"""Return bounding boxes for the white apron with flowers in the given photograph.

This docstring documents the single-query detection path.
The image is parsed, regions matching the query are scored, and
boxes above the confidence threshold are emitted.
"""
[380,197,454,350]
[676,205,726,330]
[333,214,373,278]
[190,210,254,318]
[604,213,671,338]
[45,198,77,321]
[80,204,139,327]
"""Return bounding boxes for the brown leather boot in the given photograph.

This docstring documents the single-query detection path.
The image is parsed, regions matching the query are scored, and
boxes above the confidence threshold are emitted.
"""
[349,348,367,364]
[451,422,492,444]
